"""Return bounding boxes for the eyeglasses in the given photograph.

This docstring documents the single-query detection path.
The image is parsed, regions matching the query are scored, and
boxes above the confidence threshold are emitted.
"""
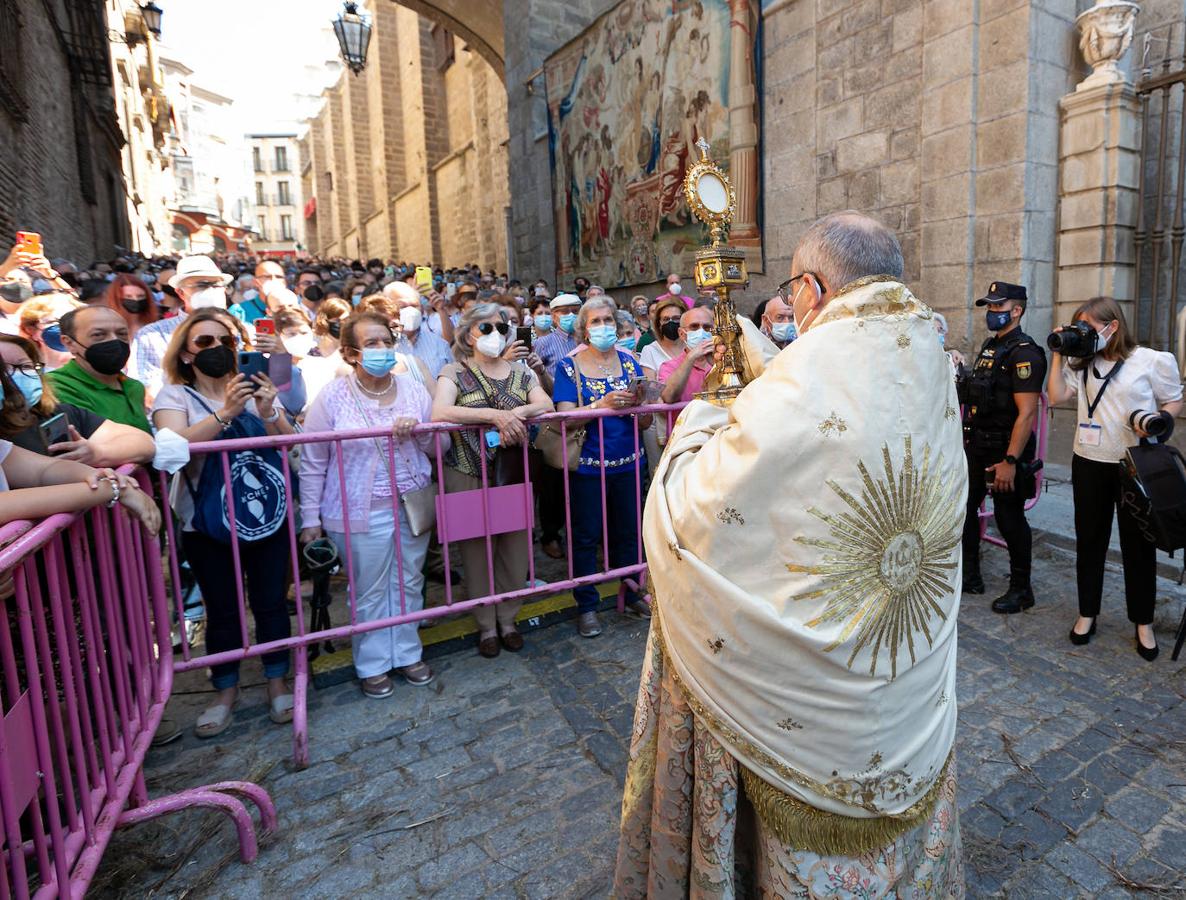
[191,334,237,349]
[659,314,682,325]
[477,322,510,335]
[778,272,824,302]
[685,323,711,332]
[4,363,42,377]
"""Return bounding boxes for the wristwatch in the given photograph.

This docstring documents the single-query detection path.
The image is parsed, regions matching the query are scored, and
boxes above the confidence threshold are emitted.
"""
[1004,454,1017,465]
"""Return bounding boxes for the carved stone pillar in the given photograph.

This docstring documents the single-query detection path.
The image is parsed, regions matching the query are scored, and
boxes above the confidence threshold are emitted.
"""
[1055,2,1141,324]
[727,0,761,260]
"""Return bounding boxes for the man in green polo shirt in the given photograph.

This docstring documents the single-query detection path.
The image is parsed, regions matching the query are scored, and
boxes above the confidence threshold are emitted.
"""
[48,306,151,432]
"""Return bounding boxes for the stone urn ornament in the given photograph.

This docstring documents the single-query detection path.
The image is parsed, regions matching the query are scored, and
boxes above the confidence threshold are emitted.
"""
[1076,0,1140,90]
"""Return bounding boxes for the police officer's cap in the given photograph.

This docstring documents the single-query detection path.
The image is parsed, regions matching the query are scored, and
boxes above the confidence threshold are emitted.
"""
[975,281,1027,307]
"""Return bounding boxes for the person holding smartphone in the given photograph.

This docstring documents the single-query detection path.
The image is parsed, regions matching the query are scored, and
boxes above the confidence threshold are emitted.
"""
[1046,297,1182,660]
[152,309,295,737]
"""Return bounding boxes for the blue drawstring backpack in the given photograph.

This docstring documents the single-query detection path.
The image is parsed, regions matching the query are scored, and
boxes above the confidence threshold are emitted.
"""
[181,389,288,544]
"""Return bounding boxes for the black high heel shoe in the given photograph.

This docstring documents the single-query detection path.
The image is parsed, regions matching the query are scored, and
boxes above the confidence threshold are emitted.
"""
[1135,626,1159,662]
[1068,618,1096,646]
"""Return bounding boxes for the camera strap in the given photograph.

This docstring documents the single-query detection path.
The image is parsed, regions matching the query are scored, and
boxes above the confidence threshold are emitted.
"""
[1083,359,1124,420]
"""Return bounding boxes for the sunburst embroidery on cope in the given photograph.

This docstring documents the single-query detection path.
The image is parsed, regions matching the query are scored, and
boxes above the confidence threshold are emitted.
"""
[716,507,744,525]
[818,412,848,437]
[785,436,963,678]
[706,636,726,654]
[944,404,957,421]
[896,333,911,349]
[777,717,804,732]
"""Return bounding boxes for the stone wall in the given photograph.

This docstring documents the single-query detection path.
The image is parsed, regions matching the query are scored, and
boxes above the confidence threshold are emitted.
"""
[0,0,131,264]
[302,5,509,269]
[757,0,1081,351]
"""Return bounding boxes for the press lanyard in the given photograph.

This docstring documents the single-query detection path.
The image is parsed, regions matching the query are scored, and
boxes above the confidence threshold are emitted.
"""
[1082,360,1123,420]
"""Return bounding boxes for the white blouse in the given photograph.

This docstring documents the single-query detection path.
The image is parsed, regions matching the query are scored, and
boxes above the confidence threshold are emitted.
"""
[1062,346,1183,462]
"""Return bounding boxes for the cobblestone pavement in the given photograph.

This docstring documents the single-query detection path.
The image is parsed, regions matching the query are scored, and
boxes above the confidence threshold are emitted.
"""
[93,533,1186,898]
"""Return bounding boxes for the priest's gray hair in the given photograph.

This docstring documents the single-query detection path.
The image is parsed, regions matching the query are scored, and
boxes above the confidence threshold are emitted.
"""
[794,211,903,290]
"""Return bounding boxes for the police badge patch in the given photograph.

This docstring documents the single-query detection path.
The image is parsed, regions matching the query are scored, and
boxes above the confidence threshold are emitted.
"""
[1016,362,1032,380]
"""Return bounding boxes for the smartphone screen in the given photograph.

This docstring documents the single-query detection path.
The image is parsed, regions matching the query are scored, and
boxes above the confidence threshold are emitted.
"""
[267,352,293,391]
[254,317,275,336]
[15,231,41,256]
[515,325,533,350]
[39,412,68,450]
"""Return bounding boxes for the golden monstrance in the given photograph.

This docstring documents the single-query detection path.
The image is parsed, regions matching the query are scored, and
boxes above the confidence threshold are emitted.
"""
[683,138,752,406]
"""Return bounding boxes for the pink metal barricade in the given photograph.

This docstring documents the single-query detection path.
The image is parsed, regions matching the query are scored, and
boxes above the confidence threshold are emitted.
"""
[977,392,1051,548]
[0,469,276,899]
[161,403,688,770]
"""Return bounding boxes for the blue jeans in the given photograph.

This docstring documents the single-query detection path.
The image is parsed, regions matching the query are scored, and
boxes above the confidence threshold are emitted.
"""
[569,469,643,614]
[182,527,292,689]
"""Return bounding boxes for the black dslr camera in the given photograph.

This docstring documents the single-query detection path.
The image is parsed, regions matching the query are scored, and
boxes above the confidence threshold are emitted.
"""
[1046,321,1097,357]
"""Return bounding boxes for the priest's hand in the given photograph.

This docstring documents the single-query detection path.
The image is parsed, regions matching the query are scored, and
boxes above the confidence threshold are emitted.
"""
[986,460,1015,493]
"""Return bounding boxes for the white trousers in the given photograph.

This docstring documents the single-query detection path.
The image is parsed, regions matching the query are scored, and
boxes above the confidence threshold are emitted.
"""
[330,504,430,679]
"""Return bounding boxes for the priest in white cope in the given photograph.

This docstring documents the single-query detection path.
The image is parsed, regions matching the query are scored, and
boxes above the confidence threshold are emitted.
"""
[614,212,967,897]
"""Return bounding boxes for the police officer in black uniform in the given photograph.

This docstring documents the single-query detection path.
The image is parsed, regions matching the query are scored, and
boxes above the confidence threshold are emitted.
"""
[961,282,1047,613]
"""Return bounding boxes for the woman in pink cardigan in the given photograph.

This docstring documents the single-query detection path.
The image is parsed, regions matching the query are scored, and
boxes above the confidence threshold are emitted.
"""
[298,311,436,699]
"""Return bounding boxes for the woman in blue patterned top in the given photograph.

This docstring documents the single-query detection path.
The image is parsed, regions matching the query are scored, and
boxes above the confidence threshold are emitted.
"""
[553,297,653,638]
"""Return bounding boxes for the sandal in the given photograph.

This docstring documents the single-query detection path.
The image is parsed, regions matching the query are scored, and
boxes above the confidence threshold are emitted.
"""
[269,692,295,724]
[195,691,239,739]
[499,628,524,652]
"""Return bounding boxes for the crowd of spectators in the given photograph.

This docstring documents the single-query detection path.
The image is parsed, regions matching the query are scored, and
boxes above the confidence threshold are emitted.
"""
[0,241,798,737]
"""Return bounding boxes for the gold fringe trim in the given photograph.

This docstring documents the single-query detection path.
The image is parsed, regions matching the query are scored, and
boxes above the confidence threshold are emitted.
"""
[739,758,950,857]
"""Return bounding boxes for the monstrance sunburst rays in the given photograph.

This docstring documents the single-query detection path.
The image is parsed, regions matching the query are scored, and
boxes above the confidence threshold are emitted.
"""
[786,436,963,679]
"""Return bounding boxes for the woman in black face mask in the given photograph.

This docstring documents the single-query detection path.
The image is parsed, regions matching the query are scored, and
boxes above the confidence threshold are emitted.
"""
[639,296,688,381]
[0,333,154,466]
[104,273,158,339]
[152,308,296,738]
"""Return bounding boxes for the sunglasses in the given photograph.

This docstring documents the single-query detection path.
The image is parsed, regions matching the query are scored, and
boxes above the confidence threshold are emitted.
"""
[192,334,237,349]
[477,322,510,335]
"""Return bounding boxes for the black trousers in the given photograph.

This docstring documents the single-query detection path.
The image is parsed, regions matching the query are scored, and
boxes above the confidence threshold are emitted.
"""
[536,463,565,544]
[1072,454,1156,624]
[962,449,1032,588]
[182,527,292,688]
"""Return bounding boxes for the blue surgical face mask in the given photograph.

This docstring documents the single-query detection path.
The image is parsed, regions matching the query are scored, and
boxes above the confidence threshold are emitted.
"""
[938,332,946,348]
[359,347,396,376]
[617,335,637,352]
[10,370,42,408]
[685,328,713,348]
[535,315,553,332]
[41,324,66,352]
[986,309,1012,332]
[771,321,797,344]
[559,312,578,334]
[588,324,617,351]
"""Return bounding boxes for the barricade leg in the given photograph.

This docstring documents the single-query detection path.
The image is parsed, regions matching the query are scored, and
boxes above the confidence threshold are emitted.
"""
[292,650,310,771]
[115,785,273,864]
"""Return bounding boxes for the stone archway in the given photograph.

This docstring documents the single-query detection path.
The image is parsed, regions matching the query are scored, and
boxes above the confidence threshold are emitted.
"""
[392,0,505,81]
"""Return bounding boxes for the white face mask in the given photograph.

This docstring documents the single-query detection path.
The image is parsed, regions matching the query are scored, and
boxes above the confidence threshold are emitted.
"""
[791,278,821,335]
[189,287,227,310]
[669,282,682,296]
[284,332,315,358]
[475,332,506,358]
[399,306,423,332]
[522,314,534,327]
[1097,324,1114,348]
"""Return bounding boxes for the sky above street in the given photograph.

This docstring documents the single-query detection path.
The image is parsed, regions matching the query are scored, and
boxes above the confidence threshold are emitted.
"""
[159,0,345,134]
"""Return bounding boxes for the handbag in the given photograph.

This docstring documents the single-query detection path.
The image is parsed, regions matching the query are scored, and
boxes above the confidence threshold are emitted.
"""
[534,362,585,471]
[347,379,437,537]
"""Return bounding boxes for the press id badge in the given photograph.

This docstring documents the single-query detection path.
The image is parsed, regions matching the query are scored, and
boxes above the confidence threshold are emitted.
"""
[1078,422,1102,446]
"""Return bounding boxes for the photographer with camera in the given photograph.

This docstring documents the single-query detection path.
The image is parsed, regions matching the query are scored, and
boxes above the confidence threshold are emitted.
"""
[961,281,1047,614]
[1046,297,1182,660]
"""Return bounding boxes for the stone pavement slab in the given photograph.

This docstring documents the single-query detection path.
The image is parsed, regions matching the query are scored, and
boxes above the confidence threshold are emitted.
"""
[92,539,1186,898]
